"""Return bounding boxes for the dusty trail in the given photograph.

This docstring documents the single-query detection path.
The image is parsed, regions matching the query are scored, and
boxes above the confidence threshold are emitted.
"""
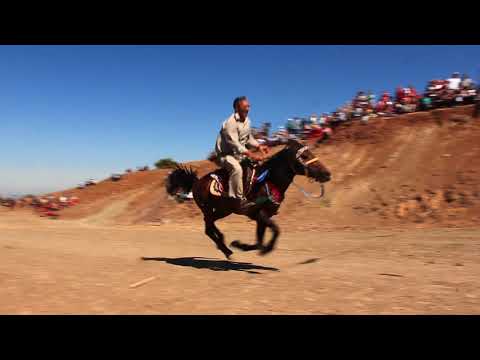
[1,212,479,314]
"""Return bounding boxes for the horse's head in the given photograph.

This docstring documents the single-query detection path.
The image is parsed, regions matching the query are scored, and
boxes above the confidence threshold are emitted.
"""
[285,139,331,183]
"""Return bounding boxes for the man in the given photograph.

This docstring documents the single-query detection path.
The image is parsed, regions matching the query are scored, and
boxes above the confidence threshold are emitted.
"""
[407,84,419,99]
[260,122,271,138]
[461,74,474,89]
[215,96,269,214]
[367,90,376,108]
[376,92,392,115]
[395,86,405,102]
[286,118,300,136]
[474,84,480,118]
[447,72,462,90]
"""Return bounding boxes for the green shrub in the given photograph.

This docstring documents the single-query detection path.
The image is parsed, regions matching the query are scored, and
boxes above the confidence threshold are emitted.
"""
[154,158,178,169]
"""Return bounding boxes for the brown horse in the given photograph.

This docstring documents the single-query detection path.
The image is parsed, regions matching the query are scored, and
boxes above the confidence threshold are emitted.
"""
[165,139,331,259]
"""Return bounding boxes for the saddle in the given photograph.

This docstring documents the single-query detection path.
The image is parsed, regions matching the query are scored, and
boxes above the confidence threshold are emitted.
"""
[209,159,282,205]
[209,159,257,197]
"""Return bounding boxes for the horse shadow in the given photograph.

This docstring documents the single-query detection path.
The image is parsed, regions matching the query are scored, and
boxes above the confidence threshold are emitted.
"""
[141,257,279,275]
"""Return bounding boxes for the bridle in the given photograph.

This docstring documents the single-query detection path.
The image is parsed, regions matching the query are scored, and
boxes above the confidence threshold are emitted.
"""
[290,145,325,199]
[294,146,320,177]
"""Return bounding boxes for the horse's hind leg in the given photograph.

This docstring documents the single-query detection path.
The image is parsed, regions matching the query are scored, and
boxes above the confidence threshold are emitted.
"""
[194,179,233,259]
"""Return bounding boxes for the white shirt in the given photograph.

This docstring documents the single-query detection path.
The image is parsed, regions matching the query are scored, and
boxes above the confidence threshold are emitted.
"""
[215,113,259,157]
[447,78,461,90]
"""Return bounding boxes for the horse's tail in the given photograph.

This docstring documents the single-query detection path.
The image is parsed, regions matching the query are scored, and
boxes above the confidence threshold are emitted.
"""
[165,164,199,196]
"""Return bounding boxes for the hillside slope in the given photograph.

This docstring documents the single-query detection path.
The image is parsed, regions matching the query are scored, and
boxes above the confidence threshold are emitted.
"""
[41,105,480,229]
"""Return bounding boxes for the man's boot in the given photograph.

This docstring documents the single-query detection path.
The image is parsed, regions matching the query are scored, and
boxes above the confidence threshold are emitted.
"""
[231,197,257,215]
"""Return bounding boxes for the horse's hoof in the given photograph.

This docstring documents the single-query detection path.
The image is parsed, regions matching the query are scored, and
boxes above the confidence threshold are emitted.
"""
[259,246,273,256]
[223,249,233,260]
[231,240,241,249]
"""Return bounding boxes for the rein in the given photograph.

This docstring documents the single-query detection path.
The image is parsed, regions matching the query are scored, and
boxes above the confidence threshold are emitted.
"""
[292,181,325,199]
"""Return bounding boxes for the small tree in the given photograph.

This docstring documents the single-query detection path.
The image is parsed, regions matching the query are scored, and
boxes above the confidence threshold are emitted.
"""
[155,158,178,169]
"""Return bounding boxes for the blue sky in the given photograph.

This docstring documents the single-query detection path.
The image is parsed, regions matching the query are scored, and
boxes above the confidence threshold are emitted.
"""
[1,45,480,195]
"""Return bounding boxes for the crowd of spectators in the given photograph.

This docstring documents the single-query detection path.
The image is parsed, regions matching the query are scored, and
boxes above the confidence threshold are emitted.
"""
[253,72,478,145]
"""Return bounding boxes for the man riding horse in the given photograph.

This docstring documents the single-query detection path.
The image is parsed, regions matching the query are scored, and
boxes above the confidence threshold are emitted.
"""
[165,96,331,258]
[214,96,269,214]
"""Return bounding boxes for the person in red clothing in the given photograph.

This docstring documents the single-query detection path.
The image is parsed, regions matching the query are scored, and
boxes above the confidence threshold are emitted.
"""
[375,92,394,116]
[398,85,420,112]
[408,84,418,99]
[406,84,420,107]
[395,87,405,103]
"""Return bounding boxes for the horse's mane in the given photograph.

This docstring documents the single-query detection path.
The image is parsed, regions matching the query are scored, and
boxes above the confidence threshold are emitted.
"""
[262,146,289,167]
[261,140,301,169]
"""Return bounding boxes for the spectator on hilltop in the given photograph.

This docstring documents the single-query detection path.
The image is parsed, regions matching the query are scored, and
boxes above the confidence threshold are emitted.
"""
[259,122,271,138]
[367,90,376,108]
[474,84,480,118]
[317,113,326,125]
[309,114,318,125]
[395,86,404,102]
[286,118,300,136]
[352,91,370,118]
[375,91,395,116]
[408,84,420,100]
[343,102,353,120]
[395,86,417,113]
[354,91,368,105]
[447,72,462,90]
[396,85,415,101]
[461,74,475,90]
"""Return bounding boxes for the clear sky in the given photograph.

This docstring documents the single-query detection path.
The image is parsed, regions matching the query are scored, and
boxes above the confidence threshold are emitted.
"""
[1,45,480,196]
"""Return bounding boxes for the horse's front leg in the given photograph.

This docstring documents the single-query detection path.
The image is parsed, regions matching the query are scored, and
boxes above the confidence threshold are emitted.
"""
[257,211,280,256]
[256,220,267,249]
[231,219,265,252]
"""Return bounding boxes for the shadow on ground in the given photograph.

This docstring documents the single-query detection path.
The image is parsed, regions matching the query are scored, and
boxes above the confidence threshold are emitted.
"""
[141,256,279,274]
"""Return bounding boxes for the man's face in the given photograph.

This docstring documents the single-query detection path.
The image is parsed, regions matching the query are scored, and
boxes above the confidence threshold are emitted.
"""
[237,99,250,116]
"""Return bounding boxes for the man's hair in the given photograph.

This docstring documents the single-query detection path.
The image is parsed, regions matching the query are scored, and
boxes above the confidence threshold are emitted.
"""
[233,96,248,110]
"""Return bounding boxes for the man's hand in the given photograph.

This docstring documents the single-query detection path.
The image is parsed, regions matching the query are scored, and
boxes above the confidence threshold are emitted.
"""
[258,144,269,155]
[244,150,263,162]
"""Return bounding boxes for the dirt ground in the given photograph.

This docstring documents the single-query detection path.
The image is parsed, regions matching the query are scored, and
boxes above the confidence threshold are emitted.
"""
[1,211,479,314]
[3,105,480,314]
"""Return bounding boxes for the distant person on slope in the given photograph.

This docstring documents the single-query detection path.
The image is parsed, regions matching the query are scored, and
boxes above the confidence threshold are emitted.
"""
[461,74,475,90]
[447,72,462,90]
[474,84,480,118]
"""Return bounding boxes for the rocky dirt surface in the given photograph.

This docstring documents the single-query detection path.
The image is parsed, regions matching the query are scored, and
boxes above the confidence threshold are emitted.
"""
[1,211,479,314]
